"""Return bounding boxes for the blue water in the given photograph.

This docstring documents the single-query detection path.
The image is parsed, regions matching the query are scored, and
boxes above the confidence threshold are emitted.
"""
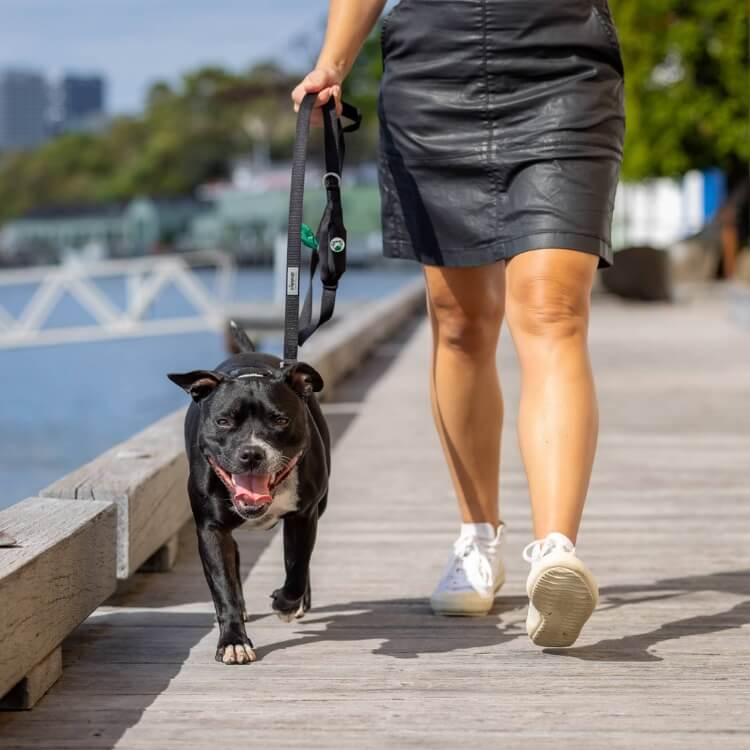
[0,266,420,510]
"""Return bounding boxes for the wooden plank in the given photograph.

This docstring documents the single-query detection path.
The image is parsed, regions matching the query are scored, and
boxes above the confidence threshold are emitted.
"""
[40,409,190,579]
[0,648,61,711]
[0,498,116,703]
[138,533,180,573]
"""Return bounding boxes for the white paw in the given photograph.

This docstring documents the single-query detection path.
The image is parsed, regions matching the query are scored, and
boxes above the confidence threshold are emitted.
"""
[277,603,306,623]
[220,643,257,665]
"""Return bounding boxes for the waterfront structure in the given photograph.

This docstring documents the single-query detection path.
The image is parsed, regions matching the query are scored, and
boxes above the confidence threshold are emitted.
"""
[190,181,384,264]
[0,185,384,265]
[0,69,47,149]
[0,197,210,263]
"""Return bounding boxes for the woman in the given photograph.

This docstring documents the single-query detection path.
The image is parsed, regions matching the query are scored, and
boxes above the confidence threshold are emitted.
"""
[291,0,624,648]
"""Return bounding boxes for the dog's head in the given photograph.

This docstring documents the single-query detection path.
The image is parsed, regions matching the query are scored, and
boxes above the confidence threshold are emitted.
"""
[168,361,323,521]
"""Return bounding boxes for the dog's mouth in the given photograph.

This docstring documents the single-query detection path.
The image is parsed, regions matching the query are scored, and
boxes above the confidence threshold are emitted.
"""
[208,455,300,517]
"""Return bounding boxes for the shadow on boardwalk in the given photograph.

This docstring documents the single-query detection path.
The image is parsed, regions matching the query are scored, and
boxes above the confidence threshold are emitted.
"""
[549,569,750,662]
[255,569,750,664]
[256,597,529,660]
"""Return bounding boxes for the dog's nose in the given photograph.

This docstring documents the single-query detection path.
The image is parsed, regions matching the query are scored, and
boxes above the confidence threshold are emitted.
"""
[239,446,265,468]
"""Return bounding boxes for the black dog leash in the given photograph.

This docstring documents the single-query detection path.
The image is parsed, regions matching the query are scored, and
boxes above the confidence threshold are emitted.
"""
[282,91,362,364]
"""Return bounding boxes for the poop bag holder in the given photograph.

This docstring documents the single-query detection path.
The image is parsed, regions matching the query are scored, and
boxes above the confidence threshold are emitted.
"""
[282,91,362,363]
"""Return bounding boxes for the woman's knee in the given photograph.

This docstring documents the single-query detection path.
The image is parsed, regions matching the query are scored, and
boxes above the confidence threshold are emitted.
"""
[426,272,504,357]
[507,269,591,341]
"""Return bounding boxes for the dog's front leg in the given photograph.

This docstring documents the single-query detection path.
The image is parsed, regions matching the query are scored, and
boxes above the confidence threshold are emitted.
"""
[271,507,319,622]
[196,522,256,665]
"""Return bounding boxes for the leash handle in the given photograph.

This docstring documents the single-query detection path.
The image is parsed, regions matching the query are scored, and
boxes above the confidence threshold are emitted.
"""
[283,92,361,363]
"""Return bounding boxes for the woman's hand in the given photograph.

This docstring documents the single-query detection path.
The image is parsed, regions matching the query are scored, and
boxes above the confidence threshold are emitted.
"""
[290,65,344,127]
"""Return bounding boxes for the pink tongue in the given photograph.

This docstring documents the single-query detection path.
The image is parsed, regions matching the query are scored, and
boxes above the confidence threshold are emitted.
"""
[231,473,273,505]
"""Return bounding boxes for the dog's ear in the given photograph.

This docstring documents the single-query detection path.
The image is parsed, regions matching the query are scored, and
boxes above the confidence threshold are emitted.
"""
[279,362,324,398]
[167,370,224,402]
[228,320,255,353]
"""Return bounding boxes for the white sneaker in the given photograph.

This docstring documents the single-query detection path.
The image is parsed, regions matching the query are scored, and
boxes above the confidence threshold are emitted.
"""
[523,531,598,647]
[430,522,506,616]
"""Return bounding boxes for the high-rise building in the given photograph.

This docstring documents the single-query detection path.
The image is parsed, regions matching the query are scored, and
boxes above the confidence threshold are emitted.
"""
[0,69,47,150]
[47,73,107,135]
[59,74,106,126]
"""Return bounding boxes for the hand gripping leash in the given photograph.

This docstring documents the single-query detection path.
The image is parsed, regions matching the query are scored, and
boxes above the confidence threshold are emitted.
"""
[282,91,362,364]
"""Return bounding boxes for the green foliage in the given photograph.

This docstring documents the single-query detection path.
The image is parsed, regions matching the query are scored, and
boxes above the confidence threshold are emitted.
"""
[341,22,385,159]
[610,0,749,181]
[0,63,300,223]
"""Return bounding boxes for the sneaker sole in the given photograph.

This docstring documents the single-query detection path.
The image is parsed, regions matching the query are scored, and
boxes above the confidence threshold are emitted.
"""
[528,566,596,647]
[430,571,506,617]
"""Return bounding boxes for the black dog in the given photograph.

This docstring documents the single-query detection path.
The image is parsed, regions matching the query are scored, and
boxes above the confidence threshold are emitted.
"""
[168,322,330,665]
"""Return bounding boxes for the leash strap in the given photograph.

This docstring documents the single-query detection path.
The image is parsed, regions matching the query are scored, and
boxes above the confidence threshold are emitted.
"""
[283,92,361,363]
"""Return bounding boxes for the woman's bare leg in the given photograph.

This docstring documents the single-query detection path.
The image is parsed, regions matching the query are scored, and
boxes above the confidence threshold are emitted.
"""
[504,248,599,543]
[422,263,505,527]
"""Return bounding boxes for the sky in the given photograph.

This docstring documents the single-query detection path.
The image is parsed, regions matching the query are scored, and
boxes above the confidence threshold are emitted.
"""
[0,0,345,113]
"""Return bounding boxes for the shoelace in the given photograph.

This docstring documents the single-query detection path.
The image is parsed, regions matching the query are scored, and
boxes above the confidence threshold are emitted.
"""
[522,533,575,563]
[451,535,498,587]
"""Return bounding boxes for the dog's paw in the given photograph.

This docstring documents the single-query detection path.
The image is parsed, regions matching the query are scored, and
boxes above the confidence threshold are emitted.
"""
[215,636,256,665]
[271,587,308,623]
[276,602,307,623]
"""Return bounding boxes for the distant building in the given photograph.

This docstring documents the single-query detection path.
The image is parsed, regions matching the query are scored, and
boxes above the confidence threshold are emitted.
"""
[0,69,47,150]
[61,74,104,121]
[48,74,106,135]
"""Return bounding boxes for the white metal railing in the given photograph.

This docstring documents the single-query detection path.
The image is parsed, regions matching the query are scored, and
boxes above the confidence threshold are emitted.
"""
[0,250,235,348]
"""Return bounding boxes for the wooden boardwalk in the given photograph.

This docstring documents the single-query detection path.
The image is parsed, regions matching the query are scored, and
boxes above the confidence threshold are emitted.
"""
[2,284,749,749]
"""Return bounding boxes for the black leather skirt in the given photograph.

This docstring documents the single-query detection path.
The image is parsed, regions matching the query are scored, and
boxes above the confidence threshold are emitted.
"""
[377,0,626,268]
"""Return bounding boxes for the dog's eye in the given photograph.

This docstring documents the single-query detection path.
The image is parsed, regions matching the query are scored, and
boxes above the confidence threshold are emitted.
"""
[215,417,230,427]
[274,416,290,427]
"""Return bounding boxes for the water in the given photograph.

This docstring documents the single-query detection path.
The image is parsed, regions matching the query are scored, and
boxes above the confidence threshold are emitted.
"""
[0,266,420,510]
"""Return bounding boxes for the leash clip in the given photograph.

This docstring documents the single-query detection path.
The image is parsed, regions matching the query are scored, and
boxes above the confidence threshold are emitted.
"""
[322,171,341,188]
[329,237,346,253]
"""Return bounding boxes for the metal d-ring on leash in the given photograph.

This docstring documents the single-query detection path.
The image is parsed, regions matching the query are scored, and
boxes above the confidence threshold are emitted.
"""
[281,91,362,365]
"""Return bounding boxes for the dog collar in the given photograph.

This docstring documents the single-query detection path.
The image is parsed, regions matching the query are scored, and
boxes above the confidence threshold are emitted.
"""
[227,366,275,379]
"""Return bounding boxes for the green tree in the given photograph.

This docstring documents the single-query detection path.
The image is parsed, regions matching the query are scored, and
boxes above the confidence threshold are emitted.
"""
[610,0,749,183]
[341,22,385,160]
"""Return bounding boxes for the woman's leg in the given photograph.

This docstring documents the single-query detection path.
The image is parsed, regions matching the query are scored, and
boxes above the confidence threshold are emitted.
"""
[422,263,506,527]
[504,248,599,543]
